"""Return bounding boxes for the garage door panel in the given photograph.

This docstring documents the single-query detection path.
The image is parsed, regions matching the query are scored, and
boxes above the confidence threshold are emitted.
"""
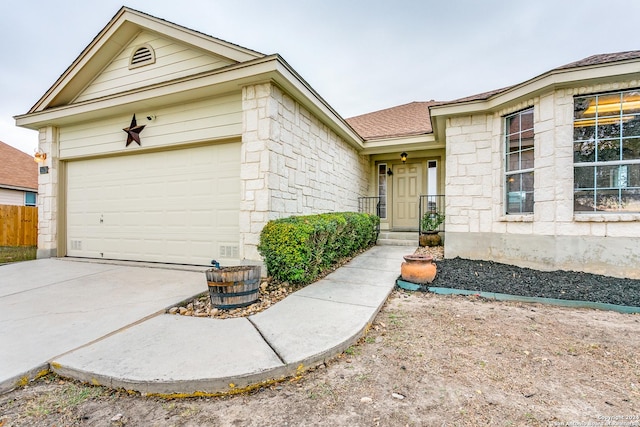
[66,143,241,265]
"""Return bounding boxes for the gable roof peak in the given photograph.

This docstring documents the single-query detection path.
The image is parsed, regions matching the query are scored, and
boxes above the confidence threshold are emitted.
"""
[27,6,265,113]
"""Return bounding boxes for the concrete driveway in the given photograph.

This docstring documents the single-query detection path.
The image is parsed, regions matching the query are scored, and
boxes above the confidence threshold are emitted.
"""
[0,258,206,393]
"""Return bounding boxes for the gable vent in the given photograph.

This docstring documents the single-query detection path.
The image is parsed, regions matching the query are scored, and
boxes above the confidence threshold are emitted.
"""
[129,44,156,69]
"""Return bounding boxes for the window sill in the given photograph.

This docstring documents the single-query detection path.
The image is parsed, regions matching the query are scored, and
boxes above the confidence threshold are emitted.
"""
[499,215,534,222]
[574,213,640,222]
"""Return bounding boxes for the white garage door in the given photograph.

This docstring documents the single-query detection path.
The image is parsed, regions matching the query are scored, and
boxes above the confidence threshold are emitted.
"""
[66,143,241,265]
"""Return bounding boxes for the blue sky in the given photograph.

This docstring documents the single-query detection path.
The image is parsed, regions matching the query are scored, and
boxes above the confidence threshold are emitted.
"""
[2,0,639,154]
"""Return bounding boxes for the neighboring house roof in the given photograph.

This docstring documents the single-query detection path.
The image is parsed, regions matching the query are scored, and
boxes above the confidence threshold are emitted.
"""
[346,101,438,140]
[0,142,38,192]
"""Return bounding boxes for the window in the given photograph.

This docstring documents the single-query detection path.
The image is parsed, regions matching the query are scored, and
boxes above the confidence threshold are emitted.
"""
[505,108,534,214]
[574,90,640,212]
[378,163,387,219]
[25,192,36,207]
[129,44,155,69]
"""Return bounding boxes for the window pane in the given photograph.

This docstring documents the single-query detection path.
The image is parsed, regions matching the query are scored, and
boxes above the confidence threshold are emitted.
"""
[506,152,518,172]
[596,165,622,189]
[521,149,534,169]
[628,163,640,187]
[597,139,620,162]
[506,116,520,135]
[506,172,534,214]
[622,114,640,138]
[504,108,534,214]
[621,188,640,211]
[574,190,595,211]
[574,140,595,163]
[574,96,595,119]
[596,189,623,211]
[597,120,621,139]
[622,138,640,160]
[378,164,386,174]
[574,120,595,141]
[596,93,622,117]
[574,166,595,189]
[25,192,36,206]
[622,91,640,115]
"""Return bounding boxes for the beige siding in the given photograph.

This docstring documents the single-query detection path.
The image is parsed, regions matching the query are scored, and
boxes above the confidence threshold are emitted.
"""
[0,188,25,206]
[75,31,235,103]
[59,94,242,158]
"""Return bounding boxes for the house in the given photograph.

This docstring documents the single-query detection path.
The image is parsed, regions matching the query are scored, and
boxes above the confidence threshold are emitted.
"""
[0,141,37,207]
[429,51,640,279]
[14,7,373,264]
[15,7,640,279]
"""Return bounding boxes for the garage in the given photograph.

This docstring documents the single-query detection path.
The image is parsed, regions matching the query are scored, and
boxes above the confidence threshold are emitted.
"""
[66,143,241,265]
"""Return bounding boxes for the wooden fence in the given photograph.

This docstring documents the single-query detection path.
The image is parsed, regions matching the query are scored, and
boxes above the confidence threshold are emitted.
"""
[0,205,38,246]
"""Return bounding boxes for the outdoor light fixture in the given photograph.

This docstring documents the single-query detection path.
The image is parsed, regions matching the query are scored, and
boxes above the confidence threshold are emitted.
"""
[387,168,393,176]
[400,152,408,163]
[34,149,46,163]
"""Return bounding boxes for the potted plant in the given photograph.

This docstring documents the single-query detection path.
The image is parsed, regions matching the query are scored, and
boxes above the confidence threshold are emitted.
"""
[419,212,445,247]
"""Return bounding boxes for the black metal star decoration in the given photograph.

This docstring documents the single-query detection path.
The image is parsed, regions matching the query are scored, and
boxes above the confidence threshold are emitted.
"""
[123,114,146,146]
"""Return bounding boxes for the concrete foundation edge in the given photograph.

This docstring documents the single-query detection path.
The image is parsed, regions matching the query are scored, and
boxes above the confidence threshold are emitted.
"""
[445,231,640,279]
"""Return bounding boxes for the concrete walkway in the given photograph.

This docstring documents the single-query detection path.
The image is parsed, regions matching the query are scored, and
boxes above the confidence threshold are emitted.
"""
[0,246,409,396]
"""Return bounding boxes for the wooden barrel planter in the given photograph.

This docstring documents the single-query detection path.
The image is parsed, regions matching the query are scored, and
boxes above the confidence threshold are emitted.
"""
[205,265,261,309]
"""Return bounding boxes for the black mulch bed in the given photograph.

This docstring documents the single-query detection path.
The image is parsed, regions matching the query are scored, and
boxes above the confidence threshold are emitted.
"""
[431,257,640,308]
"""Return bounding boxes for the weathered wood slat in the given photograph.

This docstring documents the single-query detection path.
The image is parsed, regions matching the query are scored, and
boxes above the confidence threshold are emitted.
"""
[206,265,261,309]
[0,205,37,246]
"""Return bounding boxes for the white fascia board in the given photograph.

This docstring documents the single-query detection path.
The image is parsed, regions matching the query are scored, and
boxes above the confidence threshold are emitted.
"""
[16,55,364,150]
[430,61,640,119]
[130,10,263,61]
[269,58,364,150]
[28,7,263,114]
[361,134,440,155]
[0,184,37,193]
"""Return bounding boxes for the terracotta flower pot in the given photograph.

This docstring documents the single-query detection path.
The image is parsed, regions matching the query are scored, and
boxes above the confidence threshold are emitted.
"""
[401,254,437,284]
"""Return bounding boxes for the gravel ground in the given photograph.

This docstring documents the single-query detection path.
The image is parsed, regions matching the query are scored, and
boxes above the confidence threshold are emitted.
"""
[432,257,640,307]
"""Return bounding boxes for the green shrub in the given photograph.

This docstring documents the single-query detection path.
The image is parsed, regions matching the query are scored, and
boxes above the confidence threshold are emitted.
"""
[258,212,379,285]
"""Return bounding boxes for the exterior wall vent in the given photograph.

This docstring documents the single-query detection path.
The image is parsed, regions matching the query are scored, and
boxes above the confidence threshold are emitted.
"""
[129,44,155,69]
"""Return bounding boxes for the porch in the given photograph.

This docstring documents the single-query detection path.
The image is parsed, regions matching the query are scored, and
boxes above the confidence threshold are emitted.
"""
[358,194,445,246]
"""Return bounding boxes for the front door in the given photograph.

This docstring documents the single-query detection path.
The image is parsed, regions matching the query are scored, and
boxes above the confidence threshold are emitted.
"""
[392,163,422,230]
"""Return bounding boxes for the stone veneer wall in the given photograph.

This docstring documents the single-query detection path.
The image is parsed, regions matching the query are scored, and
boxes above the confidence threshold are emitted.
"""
[36,126,59,259]
[240,83,370,261]
[445,80,640,279]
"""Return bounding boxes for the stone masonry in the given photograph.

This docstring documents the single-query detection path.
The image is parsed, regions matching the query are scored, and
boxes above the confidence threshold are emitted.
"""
[240,83,369,261]
[445,80,640,278]
[35,126,58,259]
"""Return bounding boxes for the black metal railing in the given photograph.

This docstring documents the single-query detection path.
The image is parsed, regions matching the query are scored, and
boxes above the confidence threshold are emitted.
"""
[418,194,445,234]
[358,196,382,237]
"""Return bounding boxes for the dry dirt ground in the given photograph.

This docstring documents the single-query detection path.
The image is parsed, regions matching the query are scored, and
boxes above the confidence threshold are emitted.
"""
[1,290,639,426]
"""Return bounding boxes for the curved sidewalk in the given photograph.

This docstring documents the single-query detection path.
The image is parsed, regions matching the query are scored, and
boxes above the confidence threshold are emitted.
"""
[50,245,409,396]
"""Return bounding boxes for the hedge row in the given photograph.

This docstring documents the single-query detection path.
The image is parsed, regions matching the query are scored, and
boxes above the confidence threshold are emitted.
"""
[257,212,379,285]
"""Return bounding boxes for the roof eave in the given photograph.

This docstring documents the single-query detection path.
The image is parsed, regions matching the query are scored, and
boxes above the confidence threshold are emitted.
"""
[429,59,640,142]
[362,133,439,155]
[430,59,640,118]
[28,7,264,114]
[16,55,364,151]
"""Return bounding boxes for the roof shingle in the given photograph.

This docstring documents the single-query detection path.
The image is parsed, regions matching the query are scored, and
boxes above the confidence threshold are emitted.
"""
[0,142,38,191]
[346,101,437,140]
